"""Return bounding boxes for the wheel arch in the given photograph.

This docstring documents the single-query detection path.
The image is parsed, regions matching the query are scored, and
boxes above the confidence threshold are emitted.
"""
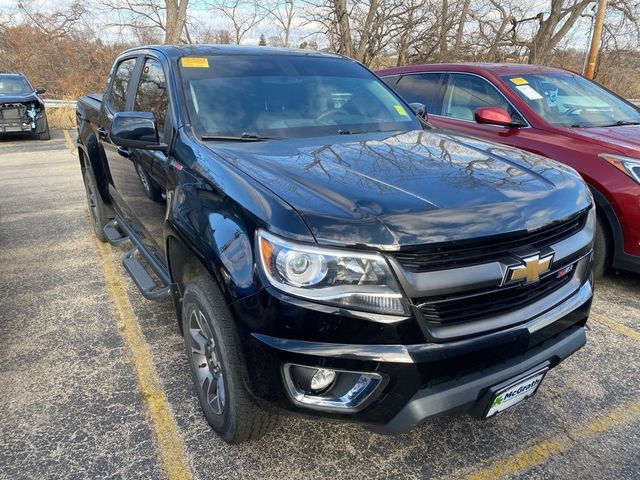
[78,133,112,206]
[589,185,621,262]
[165,230,233,334]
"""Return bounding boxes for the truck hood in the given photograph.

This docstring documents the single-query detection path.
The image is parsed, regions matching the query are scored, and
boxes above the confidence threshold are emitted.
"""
[0,92,41,105]
[569,124,640,156]
[204,129,591,248]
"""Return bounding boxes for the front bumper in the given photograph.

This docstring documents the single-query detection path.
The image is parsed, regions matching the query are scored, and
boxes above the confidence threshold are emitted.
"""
[0,103,41,134]
[370,324,585,434]
[239,278,592,430]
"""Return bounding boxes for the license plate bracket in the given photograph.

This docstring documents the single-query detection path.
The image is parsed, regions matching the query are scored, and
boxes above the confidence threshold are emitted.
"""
[483,367,548,419]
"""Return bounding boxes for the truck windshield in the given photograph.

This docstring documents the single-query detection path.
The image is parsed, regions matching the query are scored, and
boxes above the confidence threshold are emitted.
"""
[179,54,420,139]
[501,72,640,128]
[0,76,32,96]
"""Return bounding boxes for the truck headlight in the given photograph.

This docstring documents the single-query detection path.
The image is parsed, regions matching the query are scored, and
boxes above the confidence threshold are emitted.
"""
[599,153,640,184]
[257,230,409,315]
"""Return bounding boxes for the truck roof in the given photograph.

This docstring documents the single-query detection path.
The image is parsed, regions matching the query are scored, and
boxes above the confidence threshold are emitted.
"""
[120,44,344,60]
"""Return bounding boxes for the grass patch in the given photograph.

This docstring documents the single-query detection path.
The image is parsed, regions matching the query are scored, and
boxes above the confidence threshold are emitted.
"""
[47,106,76,130]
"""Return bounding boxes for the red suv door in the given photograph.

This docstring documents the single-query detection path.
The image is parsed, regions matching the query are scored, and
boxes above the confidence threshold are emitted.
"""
[391,72,528,147]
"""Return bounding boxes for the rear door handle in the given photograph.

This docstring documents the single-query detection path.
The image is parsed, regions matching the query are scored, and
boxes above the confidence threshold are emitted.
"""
[117,146,131,158]
[97,127,107,139]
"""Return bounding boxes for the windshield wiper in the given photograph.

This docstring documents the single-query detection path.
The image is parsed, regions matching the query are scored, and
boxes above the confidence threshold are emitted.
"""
[599,120,640,127]
[337,128,392,135]
[201,132,283,141]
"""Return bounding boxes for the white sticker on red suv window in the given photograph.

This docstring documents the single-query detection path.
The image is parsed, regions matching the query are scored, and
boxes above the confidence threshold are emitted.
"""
[516,85,543,100]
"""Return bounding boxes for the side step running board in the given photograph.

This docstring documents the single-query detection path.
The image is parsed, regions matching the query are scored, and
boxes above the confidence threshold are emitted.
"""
[104,215,173,301]
[123,248,172,300]
[103,219,130,246]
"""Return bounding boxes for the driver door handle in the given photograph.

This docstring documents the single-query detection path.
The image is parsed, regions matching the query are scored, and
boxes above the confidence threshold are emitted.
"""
[117,146,131,159]
[97,127,107,140]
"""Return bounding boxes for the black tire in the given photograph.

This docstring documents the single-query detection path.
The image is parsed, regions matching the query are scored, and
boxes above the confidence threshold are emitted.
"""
[36,113,50,140]
[38,128,50,141]
[182,275,277,443]
[134,161,164,202]
[593,214,610,279]
[82,161,109,242]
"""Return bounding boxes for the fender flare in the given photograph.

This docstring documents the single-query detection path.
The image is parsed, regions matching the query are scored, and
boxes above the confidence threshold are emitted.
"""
[78,132,112,206]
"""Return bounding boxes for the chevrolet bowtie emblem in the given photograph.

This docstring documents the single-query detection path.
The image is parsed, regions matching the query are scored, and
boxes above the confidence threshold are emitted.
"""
[505,253,553,285]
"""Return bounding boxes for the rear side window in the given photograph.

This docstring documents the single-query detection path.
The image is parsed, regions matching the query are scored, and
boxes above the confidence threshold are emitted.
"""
[107,58,137,113]
[134,58,169,141]
[394,73,444,114]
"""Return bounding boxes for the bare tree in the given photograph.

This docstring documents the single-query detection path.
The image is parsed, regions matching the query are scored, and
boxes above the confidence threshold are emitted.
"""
[260,0,295,47]
[17,1,87,39]
[101,0,190,44]
[206,0,266,44]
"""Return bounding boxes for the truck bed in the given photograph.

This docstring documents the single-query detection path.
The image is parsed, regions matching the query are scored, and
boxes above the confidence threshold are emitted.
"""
[76,93,103,133]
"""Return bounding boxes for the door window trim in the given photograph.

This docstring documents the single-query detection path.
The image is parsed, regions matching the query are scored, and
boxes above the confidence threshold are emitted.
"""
[132,55,172,143]
[104,55,143,116]
[395,71,531,129]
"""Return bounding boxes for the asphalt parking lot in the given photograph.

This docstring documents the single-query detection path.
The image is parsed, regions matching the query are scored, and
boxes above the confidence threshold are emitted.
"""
[1,130,639,480]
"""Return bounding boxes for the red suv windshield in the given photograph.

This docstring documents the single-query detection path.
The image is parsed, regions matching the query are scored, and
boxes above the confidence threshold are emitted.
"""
[500,72,640,128]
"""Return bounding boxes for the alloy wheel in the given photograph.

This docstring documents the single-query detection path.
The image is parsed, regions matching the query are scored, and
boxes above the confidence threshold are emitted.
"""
[188,308,225,415]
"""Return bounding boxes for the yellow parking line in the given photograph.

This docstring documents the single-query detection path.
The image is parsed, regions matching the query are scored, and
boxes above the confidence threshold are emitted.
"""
[464,399,640,480]
[589,312,640,342]
[93,235,191,480]
[63,129,75,154]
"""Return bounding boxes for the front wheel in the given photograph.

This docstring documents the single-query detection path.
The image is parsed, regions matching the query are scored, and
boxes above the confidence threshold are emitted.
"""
[182,275,277,443]
[36,113,50,140]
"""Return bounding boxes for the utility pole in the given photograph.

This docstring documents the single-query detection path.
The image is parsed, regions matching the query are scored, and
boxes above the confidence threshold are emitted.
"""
[585,0,608,79]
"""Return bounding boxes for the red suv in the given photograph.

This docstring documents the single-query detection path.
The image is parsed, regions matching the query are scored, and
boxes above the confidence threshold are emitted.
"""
[378,63,640,277]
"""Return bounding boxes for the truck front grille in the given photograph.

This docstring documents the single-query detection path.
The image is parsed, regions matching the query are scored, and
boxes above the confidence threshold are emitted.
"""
[0,104,25,120]
[393,210,587,272]
[416,269,573,325]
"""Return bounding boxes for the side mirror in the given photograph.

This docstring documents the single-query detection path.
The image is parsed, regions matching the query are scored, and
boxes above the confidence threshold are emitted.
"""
[409,102,428,121]
[474,107,520,128]
[35,87,46,95]
[110,112,167,151]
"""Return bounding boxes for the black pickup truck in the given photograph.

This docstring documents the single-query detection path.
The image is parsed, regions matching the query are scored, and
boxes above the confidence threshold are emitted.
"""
[77,45,595,443]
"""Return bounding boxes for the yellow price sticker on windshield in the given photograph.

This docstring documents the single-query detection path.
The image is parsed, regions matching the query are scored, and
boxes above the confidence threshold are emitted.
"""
[510,77,528,86]
[394,104,408,116]
[181,57,209,68]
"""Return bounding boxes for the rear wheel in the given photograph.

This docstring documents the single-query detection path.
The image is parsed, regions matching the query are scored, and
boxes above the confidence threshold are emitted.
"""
[82,162,109,242]
[593,214,610,279]
[182,275,277,443]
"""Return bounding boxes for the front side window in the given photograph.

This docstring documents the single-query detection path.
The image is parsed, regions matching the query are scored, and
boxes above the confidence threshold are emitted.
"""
[501,72,640,128]
[179,55,421,139]
[0,76,32,96]
[443,74,523,123]
[107,58,137,113]
[394,73,444,114]
[134,58,169,140]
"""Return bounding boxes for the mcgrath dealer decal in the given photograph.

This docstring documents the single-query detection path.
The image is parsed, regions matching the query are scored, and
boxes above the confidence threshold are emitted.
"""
[492,377,542,408]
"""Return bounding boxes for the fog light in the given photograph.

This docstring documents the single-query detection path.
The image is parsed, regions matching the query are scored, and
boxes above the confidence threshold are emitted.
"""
[310,368,336,391]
